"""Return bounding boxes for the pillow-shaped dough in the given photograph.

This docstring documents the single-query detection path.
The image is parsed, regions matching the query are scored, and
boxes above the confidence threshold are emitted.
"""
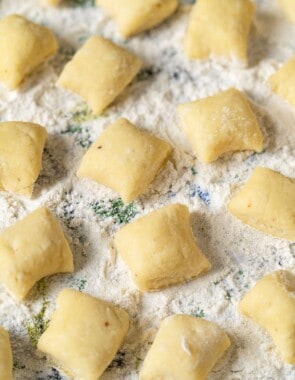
[0,14,58,89]
[177,88,263,163]
[228,167,295,241]
[0,121,47,197]
[0,326,13,380]
[184,0,254,65]
[38,288,129,380]
[239,270,295,364]
[96,0,178,37]
[57,35,142,114]
[269,57,295,107]
[277,0,295,22]
[140,315,231,380]
[0,207,74,301]
[77,118,172,203]
[114,204,211,291]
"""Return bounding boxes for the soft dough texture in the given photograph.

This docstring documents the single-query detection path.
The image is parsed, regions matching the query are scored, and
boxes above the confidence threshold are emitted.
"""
[0,14,58,89]
[239,270,295,364]
[228,167,295,241]
[38,288,129,380]
[269,57,295,107]
[0,207,74,301]
[177,88,263,163]
[0,326,13,380]
[140,315,231,380]
[277,0,295,22]
[77,118,172,203]
[57,35,142,114]
[96,0,178,37]
[114,204,211,291]
[184,0,254,64]
[0,121,47,197]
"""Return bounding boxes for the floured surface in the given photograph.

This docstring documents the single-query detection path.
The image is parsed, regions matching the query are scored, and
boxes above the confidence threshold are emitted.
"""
[0,0,294,379]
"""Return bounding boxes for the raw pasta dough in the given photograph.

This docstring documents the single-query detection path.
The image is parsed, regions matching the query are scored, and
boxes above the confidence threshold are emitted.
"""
[38,288,129,380]
[0,326,13,380]
[114,203,211,291]
[77,118,172,203]
[0,121,47,197]
[57,35,142,114]
[184,0,254,64]
[177,88,263,163]
[228,167,295,241]
[239,270,295,364]
[0,14,58,89]
[269,57,295,107]
[0,207,74,301]
[140,314,231,380]
[96,0,178,37]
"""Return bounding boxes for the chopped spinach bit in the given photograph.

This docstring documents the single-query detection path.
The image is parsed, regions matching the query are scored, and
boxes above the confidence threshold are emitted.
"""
[69,0,95,7]
[61,124,92,148]
[136,66,161,81]
[191,307,205,318]
[71,105,96,123]
[25,300,50,346]
[191,167,197,175]
[91,198,138,225]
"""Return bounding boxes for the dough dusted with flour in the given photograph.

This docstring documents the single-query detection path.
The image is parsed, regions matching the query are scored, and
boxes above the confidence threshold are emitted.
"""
[239,270,295,364]
[184,0,254,64]
[77,118,172,203]
[269,57,295,107]
[177,88,263,163]
[0,14,58,89]
[0,207,74,301]
[228,167,295,241]
[57,36,142,114]
[0,326,13,380]
[277,0,295,22]
[0,121,47,197]
[38,288,129,380]
[114,204,211,291]
[96,0,178,37]
[140,315,231,380]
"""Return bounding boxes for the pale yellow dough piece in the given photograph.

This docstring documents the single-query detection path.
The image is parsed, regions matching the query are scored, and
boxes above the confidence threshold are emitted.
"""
[239,270,295,364]
[0,326,13,380]
[177,88,263,163]
[0,14,58,89]
[96,0,178,37]
[38,288,129,380]
[114,204,211,291]
[0,207,74,301]
[140,315,231,380]
[228,167,295,241]
[77,118,172,203]
[184,0,254,64]
[277,0,295,22]
[57,36,142,114]
[0,121,47,197]
[269,57,295,107]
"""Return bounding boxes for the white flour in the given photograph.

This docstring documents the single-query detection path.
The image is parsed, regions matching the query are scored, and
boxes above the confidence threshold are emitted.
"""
[0,0,294,379]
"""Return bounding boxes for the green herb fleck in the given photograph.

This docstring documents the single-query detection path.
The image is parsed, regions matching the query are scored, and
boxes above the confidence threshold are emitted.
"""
[69,0,95,7]
[61,124,92,148]
[191,307,205,318]
[91,198,138,225]
[109,350,125,368]
[13,360,25,370]
[136,66,161,81]
[71,105,96,123]
[25,300,50,346]
[191,167,197,175]
[225,289,233,301]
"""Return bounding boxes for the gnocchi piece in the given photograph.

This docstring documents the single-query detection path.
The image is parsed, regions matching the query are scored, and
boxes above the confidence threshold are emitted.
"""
[269,57,295,107]
[0,121,47,197]
[0,326,13,380]
[96,0,178,37]
[38,288,129,380]
[0,207,74,301]
[114,204,211,291]
[239,270,295,364]
[184,0,254,65]
[140,315,231,380]
[277,0,295,22]
[177,88,263,163]
[228,167,295,241]
[0,14,58,89]
[77,118,172,203]
[57,36,142,114]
